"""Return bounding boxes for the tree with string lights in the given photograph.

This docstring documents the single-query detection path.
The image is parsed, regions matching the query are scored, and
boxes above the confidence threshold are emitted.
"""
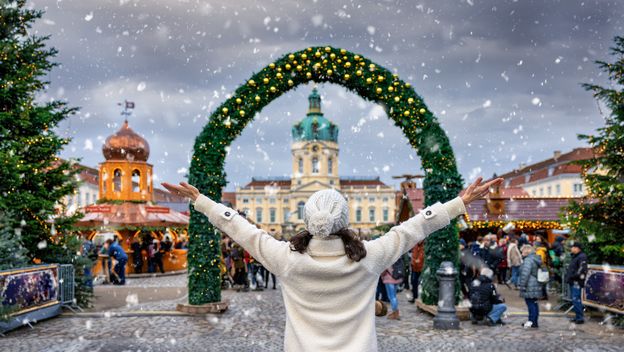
[0,1,92,305]
[564,36,624,265]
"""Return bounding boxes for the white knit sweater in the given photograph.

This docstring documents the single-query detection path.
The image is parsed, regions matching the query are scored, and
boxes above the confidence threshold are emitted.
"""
[194,195,466,352]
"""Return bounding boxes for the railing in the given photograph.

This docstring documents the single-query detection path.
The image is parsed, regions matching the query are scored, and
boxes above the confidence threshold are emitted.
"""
[58,264,82,312]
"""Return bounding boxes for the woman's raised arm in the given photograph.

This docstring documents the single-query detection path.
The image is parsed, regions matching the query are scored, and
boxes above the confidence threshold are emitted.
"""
[363,177,503,274]
[162,182,291,276]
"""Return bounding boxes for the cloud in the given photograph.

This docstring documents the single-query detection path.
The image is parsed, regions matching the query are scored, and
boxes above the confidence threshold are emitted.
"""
[31,0,624,191]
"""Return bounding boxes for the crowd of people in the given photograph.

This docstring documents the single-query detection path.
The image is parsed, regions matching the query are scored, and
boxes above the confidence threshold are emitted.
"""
[79,232,190,286]
[219,233,279,292]
[372,231,588,328]
[458,232,588,328]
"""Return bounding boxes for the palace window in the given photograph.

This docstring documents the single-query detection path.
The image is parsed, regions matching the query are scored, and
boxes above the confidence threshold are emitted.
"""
[298,158,303,173]
[328,157,333,175]
[283,208,290,222]
[269,208,276,223]
[256,208,263,223]
[556,184,561,195]
[383,208,389,222]
[356,207,362,222]
[312,157,319,174]
[369,207,375,222]
[297,201,305,220]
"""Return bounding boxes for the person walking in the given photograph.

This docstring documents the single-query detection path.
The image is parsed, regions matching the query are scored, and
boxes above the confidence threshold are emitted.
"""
[496,238,508,284]
[565,242,588,324]
[130,237,143,274]
[408,242,424,303]
[534,237,551,300]
[518,244,543,328]
[162,177,501,351]
[507,237,523,288]
[381,257,404,320]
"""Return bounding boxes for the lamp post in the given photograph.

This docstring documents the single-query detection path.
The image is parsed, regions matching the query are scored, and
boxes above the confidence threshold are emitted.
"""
[433,261,460,330]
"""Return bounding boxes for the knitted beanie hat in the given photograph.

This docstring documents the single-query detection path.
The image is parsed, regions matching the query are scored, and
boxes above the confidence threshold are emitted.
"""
[304,189,349,238]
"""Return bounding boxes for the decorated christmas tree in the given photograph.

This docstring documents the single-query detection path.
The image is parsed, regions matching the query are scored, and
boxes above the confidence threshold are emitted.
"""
[565,36,624,265]
[0,211,28,270]
[0,1,92,305]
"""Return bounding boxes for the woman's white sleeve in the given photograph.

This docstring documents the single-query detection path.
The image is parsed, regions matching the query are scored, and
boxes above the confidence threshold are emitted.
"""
[364,197,466,275]
[193,194,291,276]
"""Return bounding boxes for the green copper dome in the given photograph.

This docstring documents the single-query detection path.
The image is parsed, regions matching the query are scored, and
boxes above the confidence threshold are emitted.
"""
[292,88,339,142]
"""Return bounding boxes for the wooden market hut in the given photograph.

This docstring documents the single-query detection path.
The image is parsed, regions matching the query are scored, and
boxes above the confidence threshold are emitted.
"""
[461,183,575,244]
[74,119,189,275]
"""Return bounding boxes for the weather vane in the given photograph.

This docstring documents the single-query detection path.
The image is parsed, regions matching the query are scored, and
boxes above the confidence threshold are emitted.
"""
[117,100,135,122]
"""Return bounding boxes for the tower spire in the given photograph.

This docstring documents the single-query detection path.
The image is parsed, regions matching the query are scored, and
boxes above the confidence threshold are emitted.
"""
[307,87,322,115]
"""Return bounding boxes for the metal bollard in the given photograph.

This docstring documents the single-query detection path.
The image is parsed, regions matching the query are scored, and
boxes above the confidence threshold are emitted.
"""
[433,261,460,329]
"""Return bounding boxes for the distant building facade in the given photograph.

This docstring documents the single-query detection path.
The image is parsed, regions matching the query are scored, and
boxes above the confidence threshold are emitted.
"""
[497,148,596,198]
[235,88,396,237]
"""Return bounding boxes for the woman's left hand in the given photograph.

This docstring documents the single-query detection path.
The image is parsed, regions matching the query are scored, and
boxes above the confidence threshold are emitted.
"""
[161,182,200,202]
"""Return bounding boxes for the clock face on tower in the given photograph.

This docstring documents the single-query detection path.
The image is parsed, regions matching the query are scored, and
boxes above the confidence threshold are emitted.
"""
[312,145,318,152]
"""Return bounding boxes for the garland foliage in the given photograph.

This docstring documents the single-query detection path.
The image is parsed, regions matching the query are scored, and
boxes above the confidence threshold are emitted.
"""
[188,46,462,305]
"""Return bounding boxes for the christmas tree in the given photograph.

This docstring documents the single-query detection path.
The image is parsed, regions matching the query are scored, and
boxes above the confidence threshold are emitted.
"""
[565,36,624,265]
[0,211,28,270]
[0,1,92,305]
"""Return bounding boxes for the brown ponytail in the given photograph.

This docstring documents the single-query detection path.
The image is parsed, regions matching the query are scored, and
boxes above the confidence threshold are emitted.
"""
[289,228,367,262]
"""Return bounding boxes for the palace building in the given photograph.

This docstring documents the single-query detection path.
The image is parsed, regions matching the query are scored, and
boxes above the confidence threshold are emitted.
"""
[235,88,397,238]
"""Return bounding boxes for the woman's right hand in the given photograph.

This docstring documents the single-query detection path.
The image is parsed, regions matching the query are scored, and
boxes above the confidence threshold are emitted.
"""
[461,177,504,205]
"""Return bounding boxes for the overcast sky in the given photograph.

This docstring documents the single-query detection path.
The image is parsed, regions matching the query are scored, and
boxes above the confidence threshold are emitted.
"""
[32,0,623,192]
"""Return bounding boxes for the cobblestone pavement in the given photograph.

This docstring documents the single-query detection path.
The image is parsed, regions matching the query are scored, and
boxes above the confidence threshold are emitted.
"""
[1,275,623,352]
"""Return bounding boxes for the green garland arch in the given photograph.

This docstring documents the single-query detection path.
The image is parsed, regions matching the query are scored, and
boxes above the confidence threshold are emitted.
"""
[188,46,463,306]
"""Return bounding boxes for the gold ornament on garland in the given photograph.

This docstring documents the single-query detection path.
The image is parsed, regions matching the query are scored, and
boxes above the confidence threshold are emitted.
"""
[263,77,269,84]
[254,95,261,102]
[239,110,245,117]
[366,77,372,84]
[270,86,277,93]
[221,107,228,114]
[419,108,426,114]
[248,79,256,86]
[235,98,242,104]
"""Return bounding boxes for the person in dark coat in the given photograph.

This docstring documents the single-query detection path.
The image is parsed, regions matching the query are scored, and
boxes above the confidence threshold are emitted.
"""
[469,267,507,326]
[130,237,143,274]
[565,242,588,324]
[518,245,543,328]
[552,236,566,257]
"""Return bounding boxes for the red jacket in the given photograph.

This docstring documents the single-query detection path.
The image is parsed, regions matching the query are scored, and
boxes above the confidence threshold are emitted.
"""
[411,242,425,273]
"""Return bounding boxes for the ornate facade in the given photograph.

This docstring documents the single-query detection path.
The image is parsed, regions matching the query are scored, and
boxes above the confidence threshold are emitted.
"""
[236,88,396,238]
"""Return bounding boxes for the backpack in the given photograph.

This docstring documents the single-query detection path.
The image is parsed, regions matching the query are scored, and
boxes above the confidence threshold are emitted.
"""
[391,257,405,280]
[548,249,561,267]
